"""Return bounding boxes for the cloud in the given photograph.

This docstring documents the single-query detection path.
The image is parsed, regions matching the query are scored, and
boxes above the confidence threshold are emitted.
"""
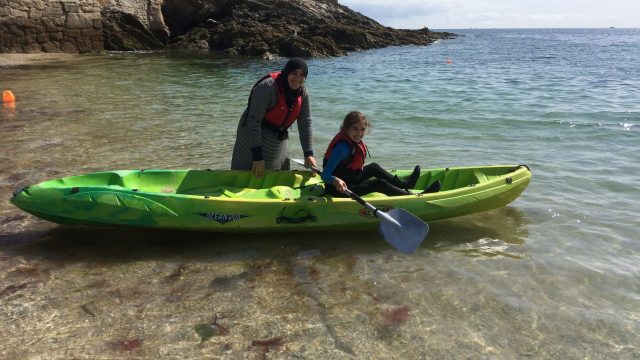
[339,0,639,28]
[338,1,450,19]
[339,0,506,28]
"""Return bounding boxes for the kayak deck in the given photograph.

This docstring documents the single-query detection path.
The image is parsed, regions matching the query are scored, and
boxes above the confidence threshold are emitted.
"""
[11,165,532,232]
[37,166,510,199]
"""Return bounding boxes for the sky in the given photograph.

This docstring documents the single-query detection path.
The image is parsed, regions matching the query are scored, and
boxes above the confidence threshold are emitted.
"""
[338,0,639,29]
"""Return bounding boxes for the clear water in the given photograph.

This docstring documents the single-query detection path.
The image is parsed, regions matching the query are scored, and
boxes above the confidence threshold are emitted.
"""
[1,28,639,358]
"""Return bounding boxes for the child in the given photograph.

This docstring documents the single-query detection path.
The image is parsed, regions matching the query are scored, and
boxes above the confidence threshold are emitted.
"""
[321,111,440,197]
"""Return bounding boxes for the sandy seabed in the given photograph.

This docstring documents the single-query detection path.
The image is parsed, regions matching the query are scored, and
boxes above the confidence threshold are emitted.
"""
[0,53,80,67]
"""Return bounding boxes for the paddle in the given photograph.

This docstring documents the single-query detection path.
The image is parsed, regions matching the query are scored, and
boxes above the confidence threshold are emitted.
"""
[291,158,428,254]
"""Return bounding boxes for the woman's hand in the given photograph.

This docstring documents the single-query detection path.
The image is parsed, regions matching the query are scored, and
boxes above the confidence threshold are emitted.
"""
[332,177,347,193]
[304,156,317,175]
[252,160,265,178]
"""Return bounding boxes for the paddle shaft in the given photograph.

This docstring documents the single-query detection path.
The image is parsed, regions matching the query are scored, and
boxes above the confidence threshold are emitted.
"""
[295,160,393,221]
[291,158,427,253]
[343,189,380,215]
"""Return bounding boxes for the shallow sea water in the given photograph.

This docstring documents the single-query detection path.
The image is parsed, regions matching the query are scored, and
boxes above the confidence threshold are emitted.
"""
[1,29,639,359]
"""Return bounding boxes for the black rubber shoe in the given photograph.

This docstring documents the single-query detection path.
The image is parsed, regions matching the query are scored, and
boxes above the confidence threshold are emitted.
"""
[421,180,441,194]
[406,165,421,189]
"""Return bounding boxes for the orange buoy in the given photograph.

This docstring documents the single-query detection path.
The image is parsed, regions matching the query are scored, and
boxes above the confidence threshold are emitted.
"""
[2,90,16,103]
[446,58,452,64]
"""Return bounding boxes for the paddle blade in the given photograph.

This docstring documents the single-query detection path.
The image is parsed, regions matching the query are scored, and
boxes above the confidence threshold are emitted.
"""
[378,208,429,254]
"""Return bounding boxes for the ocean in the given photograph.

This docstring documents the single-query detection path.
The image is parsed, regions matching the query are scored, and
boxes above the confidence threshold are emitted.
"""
[1,28,638,358]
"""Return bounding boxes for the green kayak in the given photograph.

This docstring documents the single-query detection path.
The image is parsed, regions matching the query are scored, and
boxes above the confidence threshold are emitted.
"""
[10,165,531,232]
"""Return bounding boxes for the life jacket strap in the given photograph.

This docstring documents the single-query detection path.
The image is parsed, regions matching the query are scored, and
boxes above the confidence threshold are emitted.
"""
[261,120,289,140]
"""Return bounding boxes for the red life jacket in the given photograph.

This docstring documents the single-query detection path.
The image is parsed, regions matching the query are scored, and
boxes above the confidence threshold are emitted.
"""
[251,71,303,130]
[323,132,368,172]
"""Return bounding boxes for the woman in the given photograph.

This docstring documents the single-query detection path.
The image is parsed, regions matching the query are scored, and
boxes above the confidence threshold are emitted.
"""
[231,58,316,177]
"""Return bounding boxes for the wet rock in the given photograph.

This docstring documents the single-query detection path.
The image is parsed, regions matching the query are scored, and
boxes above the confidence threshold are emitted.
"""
[1,0,455,56]
[377,304,411,338]
[0,282,30,297]
[186,0,455,57]
[382,305,411,327]
[161,0,224,38]
[0,214,27,225]
[115,338,143,351]
[164,263,187,282]
[100,0,169,49]
[195,312,232,342]
[101,8,165,51]
[80,302,98,317]
[195,322,228,342]
[251,337,285,358]
[209,271,250,290]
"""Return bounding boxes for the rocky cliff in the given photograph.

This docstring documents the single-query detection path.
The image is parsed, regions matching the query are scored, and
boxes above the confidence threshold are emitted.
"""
[0,0,455,57]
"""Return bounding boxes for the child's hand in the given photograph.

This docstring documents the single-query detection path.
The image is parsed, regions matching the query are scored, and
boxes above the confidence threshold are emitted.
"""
[332,177,347,193]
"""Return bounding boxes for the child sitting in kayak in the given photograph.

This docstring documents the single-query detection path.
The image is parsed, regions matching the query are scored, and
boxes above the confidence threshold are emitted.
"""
[321,111,440,196]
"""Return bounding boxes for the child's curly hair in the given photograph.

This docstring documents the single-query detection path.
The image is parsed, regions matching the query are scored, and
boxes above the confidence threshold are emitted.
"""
[340,111,371,132]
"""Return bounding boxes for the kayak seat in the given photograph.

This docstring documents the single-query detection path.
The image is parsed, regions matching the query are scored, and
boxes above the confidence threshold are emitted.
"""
[221,188,259,198]
[292,174,304,188]
[180,186,228,197]
[269,186,296,199]
[301,184,326,197]
[223,189,239,198]
[414,172,436,191]
[361,192,388,199]
[244,172,300,189]
[179,186,257,198]
[472,170,488,184]
[414,170,448,191]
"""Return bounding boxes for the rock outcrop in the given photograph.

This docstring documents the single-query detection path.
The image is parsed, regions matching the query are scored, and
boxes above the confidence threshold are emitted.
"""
[168,0,455,57]
[0,0,455,56]
[100,0,173,50]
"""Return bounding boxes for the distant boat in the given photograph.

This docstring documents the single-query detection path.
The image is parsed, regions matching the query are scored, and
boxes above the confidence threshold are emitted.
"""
[610,27,616,29]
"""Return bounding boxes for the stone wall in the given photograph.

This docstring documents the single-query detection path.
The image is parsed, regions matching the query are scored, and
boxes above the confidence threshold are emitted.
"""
[0,0,103,53]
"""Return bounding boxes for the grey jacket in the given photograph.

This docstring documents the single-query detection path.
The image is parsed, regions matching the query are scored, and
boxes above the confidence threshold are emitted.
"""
[231,76,313,170]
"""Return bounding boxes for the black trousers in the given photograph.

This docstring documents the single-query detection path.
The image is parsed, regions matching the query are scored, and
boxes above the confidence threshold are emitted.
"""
[327,163,409,197]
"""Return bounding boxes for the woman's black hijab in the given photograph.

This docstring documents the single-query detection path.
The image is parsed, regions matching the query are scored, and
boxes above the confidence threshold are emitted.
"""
[278,57,308,109]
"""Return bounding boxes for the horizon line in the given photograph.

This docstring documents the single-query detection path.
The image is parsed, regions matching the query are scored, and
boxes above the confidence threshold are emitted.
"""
[421,27,637,31]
